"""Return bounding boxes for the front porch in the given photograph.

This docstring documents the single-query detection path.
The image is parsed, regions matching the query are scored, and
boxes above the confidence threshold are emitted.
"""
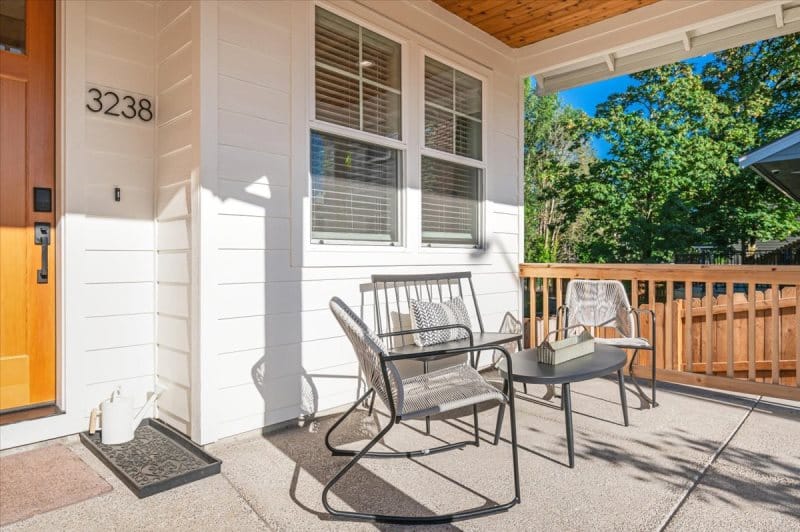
[4,376,798,530]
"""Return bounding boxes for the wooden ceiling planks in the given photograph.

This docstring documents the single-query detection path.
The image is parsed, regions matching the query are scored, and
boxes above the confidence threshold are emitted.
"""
[434,0,661,48]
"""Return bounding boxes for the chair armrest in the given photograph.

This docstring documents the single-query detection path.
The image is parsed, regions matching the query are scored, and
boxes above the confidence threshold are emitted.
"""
[379,324,473,346]
[385,344,512,371]
[629,308,656,338]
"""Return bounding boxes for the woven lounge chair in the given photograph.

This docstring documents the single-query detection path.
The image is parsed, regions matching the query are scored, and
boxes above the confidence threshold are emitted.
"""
[323,297,521,524]
[558,279,658,408]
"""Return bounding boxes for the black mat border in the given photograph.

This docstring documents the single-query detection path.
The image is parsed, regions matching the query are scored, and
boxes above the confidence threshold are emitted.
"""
[80,418,221,498]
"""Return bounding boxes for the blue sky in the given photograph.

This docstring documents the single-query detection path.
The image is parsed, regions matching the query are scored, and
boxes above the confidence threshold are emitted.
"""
[555,54,714,157]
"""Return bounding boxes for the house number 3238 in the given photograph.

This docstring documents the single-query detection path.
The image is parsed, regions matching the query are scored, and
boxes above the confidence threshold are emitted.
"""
[86,87,153,122]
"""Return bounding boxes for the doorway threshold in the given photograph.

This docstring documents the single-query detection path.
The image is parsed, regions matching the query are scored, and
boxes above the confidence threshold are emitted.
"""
[0,404,63,427]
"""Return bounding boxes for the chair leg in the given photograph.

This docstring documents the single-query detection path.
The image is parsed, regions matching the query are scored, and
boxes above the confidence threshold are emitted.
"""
[543,384,556,401]
[367,389,376,416]
[628,349,657,409]
[494,378,509,445]
[473,405,480,447]
[325,388,375,455]
[323,398,520,524]
[423,360,431,436]
[516,339,528,394]
[651,348,657,406]
[617,369,629,427]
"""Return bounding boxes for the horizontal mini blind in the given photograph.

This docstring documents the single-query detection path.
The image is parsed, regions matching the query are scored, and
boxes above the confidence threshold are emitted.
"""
[311,131,399,242]
[315,7,401,139]
[421,156,479,245]
[424,57,482,160]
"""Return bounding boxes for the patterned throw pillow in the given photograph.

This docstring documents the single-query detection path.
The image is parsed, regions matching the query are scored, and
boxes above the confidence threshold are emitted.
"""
[409,297,472,347]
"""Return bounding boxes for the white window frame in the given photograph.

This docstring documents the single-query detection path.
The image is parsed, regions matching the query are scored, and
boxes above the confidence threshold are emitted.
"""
[419,50,488,249]
[308,3,409,248]
[291,0,495,267]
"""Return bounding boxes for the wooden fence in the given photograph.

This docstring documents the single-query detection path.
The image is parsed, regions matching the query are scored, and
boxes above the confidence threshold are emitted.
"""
[520,263,800,401]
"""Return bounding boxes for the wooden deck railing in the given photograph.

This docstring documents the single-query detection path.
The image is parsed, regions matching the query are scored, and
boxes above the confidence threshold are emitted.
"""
[520,263,800,401]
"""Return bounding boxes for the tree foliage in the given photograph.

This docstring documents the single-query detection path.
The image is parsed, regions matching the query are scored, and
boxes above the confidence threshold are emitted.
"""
[523,78,594,262]
[525,34,800,263]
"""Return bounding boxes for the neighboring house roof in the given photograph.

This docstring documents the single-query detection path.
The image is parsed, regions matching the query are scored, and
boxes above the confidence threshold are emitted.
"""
[739,129,800,201]
[754,236,800,253]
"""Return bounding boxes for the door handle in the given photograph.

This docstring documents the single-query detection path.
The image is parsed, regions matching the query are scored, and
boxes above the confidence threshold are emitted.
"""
[34,222,50,284]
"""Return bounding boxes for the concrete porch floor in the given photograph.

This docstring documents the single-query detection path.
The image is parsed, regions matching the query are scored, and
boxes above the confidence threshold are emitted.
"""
[4,376,799,531]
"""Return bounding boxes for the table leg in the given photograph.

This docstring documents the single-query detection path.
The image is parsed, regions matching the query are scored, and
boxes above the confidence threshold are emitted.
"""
[563,382,575,468]
[494,378,509,445]
[517,339,527,395]
[618,369,629,427]
[424,360,431,435]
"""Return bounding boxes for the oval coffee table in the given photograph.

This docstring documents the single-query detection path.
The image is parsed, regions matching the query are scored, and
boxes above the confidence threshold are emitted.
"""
[494,344,629,468]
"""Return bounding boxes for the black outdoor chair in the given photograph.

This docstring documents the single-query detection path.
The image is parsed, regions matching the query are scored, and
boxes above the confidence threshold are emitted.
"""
[367,272,525,435]
[324,297,520,524]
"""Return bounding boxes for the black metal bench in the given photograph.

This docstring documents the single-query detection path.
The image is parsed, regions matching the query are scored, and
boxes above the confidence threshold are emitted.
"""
[367,271,523,435]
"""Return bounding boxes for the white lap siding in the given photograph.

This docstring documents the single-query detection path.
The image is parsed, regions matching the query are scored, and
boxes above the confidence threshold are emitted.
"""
[209,1,522,441]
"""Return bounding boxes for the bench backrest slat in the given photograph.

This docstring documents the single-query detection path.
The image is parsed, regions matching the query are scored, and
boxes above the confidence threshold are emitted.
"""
[367,272,485,347]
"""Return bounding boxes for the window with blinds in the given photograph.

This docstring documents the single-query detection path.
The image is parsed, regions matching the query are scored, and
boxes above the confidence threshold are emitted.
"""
[424,57,482,160]
[311,8,402,244]
[421,156,480,246]
[422,57,483,246]
[315,7,401,139]
[311,131,399,243]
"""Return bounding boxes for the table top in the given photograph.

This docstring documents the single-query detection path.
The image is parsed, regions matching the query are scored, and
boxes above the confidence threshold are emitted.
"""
[496,344,627,385]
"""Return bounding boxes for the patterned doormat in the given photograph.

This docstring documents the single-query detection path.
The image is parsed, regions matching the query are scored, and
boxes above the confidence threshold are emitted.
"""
[0,444,112,526]
[80,418,221,498]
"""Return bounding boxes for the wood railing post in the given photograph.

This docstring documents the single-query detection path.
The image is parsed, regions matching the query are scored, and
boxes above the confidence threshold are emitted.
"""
[705,281,713,376]
[665,280,673,370]
[748,282,756,381]
[685,280,693,373]
[529,276,536,348]
[796,284,799,388]
[771,284,780,385]
[542,277,550,339]
[726,281,734,378]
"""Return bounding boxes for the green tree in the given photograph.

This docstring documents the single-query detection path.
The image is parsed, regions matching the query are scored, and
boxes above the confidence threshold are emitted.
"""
[697,34,800,255]
[575,34,800,262]
[523,79,594,262]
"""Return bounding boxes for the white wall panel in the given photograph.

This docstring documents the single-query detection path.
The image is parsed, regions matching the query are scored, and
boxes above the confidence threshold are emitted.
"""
[209,0,522,441]
[83,282,155,317]
[82,344,155,385]
[218,40,290,93]
[217,181,289,218]
[157,146,193,187]
[157,283,191,318]
[218,110,290,155]
[217,145,289,186]
[155,0,195,435]
[83,251,154,283]
[84,314,154,351]
[218,75,290,123]
[85,17,154,66]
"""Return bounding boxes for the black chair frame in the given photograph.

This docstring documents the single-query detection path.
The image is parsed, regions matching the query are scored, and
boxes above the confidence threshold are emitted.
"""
[557,306,658,408]
[322,342,521,524]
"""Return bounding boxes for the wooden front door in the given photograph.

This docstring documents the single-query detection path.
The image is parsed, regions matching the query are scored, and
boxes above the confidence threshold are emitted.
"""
[0,0,55,411]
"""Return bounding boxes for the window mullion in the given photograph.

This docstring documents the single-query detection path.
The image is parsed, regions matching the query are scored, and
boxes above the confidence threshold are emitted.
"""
[358,25,364,132]
[451,67,456,154]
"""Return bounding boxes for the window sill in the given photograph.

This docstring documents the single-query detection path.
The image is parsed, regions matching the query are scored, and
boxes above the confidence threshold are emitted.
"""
[298,245,493,268]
